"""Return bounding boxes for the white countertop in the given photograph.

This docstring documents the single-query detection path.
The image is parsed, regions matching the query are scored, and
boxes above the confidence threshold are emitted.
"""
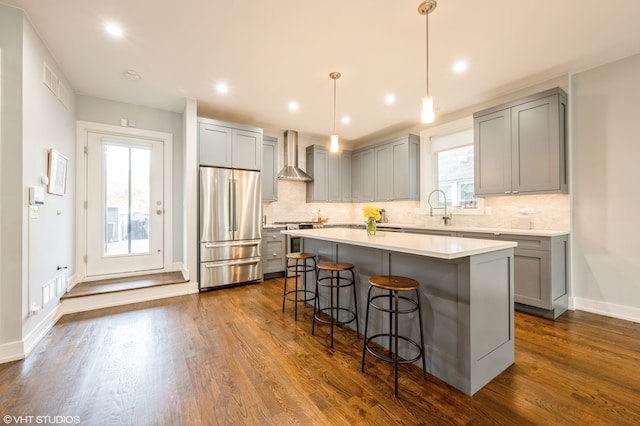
[319,222,569,237]
[282,228,517,260]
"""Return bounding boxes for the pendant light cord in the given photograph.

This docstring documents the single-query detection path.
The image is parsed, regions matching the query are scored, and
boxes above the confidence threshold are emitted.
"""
[425,9,429,97]
[333,77,337,133]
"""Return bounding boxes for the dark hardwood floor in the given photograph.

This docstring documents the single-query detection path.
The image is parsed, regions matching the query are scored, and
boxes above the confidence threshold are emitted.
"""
[1,278,639,425]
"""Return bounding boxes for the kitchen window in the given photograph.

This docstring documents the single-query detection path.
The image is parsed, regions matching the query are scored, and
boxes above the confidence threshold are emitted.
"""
[436,145,475,208]
[421,118,483,213]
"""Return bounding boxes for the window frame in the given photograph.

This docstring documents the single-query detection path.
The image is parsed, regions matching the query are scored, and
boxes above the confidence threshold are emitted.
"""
[418,117,485,215]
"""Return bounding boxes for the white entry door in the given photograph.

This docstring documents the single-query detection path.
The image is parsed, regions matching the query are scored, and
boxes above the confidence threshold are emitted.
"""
[85,132,164,277]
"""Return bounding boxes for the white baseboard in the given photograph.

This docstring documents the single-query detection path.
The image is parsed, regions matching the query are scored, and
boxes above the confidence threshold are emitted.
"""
[571,297,640,323]
[0,340,25,364]
[61,281,199,315]
[23,305,64,357]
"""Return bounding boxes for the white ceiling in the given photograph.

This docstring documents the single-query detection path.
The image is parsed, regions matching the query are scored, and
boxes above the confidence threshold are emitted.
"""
[6,0,640,144]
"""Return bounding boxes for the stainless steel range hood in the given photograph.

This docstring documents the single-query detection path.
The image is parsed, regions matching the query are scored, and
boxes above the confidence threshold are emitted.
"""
[277,130,313,181]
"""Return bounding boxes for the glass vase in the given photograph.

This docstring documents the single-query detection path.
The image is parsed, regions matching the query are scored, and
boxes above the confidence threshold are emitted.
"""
[366,217,377,236]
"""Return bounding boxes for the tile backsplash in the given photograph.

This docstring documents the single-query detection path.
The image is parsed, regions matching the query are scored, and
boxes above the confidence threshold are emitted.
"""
[263,180,569,231]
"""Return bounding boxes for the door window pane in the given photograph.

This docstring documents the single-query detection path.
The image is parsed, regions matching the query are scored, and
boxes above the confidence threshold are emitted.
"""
[104,144,151,255]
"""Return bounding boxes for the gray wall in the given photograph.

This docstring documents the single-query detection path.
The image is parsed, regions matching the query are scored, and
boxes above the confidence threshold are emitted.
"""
[0,5,77,347]
[21,10,77,338]
[0,4,24,345]
[571,53,640,318]
[75,95,184,264]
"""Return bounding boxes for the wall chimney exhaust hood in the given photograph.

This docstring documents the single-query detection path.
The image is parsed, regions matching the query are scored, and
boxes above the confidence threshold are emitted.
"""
[277,130,313,181]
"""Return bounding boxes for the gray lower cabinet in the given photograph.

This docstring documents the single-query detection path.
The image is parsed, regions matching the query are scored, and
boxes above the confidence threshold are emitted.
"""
[473,87,568,196]
[262,136,278,201]
[306,145,351,202]
[457,231,568,318]
[262,228,286,277]
[198,117,263,170]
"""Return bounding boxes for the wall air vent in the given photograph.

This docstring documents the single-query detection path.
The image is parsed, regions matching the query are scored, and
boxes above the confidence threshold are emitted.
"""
[42,61,70,109]
[42,62,59,95]
[57,82,70,110]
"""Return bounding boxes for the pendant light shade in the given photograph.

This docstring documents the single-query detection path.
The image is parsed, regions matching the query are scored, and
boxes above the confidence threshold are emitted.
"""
[421,96,435,124]
[329,72,341,153]
[418,0,437,124]
[330,134,339,153]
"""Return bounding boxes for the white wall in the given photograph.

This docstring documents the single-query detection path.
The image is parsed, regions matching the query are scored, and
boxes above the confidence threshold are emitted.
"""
[570,53,640,321]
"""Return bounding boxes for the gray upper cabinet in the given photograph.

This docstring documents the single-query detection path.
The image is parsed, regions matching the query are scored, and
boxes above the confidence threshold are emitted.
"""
[351,148,375,202]
[374,144,393,201]
[262,136,278,201]
[391,136,420,200]
[198,117,263,170]
[306,145,351,202]
[473,88,567,196]
[354,134,420,202]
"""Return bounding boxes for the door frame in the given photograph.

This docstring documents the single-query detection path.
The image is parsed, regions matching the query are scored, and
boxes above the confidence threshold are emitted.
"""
[76,121,173,282]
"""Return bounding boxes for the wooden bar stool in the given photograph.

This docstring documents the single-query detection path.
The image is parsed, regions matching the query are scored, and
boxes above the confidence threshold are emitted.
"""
[312,262,360,349]
[283,252,317,320]
[361,275,427,398]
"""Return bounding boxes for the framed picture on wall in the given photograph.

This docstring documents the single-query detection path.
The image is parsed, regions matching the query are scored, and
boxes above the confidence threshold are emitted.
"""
[47,148,68,195]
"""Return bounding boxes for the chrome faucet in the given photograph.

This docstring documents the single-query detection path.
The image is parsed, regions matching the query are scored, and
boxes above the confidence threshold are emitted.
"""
[428,189,452,225]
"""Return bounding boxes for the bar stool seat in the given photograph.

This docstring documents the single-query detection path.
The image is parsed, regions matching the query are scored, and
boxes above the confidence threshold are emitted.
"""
[312,262,360,348]
[283,252,317,320]
[361,275,427,398]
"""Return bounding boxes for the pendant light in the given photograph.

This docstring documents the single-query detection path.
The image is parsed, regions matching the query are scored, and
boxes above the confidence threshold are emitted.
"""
[419,0,437,124]
[329,72,341,152]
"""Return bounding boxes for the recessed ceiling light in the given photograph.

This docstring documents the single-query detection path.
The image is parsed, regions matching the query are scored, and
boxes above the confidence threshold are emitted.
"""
[453,61,468,74]
[216,83,229,94]
[105,24,123,37]
[341,116,351,125]
[384,94,396,104]
[288,101,299,111]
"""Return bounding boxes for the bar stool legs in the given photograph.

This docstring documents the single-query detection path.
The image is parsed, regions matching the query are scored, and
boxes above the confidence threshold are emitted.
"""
[282,253,317,320]
[312,262,360,349]
[361,275,427,398]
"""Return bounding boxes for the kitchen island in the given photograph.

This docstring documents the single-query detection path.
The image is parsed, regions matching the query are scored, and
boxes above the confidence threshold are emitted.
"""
[282,227,516,396]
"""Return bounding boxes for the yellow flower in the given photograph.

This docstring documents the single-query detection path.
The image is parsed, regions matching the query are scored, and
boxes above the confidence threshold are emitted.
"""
[362,205,382,221]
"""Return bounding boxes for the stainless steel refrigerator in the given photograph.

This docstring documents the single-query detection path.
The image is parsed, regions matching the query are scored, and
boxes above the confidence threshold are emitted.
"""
[199,167,262,290]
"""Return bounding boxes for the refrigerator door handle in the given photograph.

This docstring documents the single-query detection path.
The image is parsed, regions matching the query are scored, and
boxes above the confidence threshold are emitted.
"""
[203,240,261,249]
[232,178,238,233]
[228,178,234,234]
[203,258,261,268]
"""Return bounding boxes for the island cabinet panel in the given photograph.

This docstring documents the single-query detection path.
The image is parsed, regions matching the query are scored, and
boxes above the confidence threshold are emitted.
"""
[306,145,351,202]
[473,87,567,196]
[456,231,568,319]
[262,136,278,201]
[299,234,514,396]
[198,117,263,170]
